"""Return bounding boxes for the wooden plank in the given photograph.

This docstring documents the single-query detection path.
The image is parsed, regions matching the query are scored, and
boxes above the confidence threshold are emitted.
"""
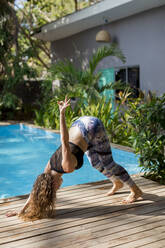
[0,176,157,205]
[1,182,164,218]
[0,175,150,206]
[0,177,164,248]
[1,193,165,242]
[0,204,165,241]
[1,195,165,233]
[52,222,165,248]
[0,195,164,236]
[109,230,165,248]
[0,177,163,214]
[0,176,159,223]
[2,218,165,248]
[70,229,165,248]
[1,182,164,225]
[0,199,165,246]
[1,185,165,232]
[0,182,164,231]
[140,239,165,248]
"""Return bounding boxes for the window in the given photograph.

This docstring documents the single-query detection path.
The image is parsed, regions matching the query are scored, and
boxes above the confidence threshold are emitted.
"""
[115,66,140,98]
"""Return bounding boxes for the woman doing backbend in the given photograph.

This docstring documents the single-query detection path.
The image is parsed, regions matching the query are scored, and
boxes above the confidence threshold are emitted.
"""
[6,97,142,220]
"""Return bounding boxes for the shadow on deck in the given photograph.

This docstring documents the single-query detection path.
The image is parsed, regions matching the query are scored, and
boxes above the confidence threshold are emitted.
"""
[0,176,165,248]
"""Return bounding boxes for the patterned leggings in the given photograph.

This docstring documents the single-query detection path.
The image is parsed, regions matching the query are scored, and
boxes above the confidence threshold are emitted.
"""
[71,116,135,187]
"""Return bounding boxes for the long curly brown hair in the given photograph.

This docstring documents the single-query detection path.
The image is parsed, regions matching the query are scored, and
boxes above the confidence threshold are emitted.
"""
[19,172,61,221]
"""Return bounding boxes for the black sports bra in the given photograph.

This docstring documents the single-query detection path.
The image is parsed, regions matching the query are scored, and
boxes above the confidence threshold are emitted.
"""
[50,142,84,174]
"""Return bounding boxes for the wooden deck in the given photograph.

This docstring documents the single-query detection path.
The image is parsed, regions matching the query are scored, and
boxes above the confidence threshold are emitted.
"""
[0,176,165,248]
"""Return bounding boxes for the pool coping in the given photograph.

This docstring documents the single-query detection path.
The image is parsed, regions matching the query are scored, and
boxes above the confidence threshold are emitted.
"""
[0,120,134,153]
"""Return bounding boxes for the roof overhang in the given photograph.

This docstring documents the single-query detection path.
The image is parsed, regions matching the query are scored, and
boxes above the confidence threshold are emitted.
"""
[33,0,165,41]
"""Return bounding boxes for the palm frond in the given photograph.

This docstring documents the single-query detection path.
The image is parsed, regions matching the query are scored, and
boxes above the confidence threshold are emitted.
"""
[49,43,126,103]
[50,60,82,86]
[89,43,126,74]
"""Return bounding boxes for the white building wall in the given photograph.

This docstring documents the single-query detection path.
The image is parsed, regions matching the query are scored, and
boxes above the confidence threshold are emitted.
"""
[51,6,165,95]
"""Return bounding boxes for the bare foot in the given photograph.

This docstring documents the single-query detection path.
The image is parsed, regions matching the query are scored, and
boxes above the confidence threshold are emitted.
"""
[6,211,18,217]
[107,180,123,196]
[122,188,143,204]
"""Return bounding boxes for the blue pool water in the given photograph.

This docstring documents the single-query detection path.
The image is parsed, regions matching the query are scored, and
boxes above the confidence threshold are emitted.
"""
[0,124,140,199]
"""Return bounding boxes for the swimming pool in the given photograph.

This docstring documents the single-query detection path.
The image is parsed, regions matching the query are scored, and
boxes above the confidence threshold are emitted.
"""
[0,124,140,199]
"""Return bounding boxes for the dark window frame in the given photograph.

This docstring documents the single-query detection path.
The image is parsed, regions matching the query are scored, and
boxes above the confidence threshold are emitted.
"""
[115,65,140,98]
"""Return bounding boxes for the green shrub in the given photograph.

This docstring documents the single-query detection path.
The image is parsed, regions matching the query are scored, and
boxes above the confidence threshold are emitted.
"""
[35,96,80,129]
[128,93,165,183]
[80,91,133,147]
[34,81,84,129]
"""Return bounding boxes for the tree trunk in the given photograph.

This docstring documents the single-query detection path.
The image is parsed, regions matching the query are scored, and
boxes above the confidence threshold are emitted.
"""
[74,0,78,11]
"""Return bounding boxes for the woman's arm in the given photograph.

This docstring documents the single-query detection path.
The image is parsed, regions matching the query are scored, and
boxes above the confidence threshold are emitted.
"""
[6,194,31,217]
[57,97,77,173]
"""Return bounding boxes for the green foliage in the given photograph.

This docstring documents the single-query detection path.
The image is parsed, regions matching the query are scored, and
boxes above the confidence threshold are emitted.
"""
[88,44,126,75]
[0,92,20,109]
[35,43,125,128]
[81,90,165,182]
[49,44,125,103]
[80,97,113,125]
[25,0,75,27]
[0,0,39,119]
[80,88,133,147]
[0,53,38,120]
[128,93,165,182]
[1,0,105,120]
[34,78,83,128]
[34,94,80,129]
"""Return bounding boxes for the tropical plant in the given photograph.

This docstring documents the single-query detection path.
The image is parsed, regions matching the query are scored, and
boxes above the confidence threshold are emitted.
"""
[79,86,134,147]
[35,44,126,127]
[50,44,126,103]
[80,96,113,127]
[34,79,83,128]
[1,0,107,120]
[128,92,165,183]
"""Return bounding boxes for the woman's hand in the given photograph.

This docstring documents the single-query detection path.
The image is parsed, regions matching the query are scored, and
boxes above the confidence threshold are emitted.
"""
[6,210,18,217]
[57,96,70,114]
